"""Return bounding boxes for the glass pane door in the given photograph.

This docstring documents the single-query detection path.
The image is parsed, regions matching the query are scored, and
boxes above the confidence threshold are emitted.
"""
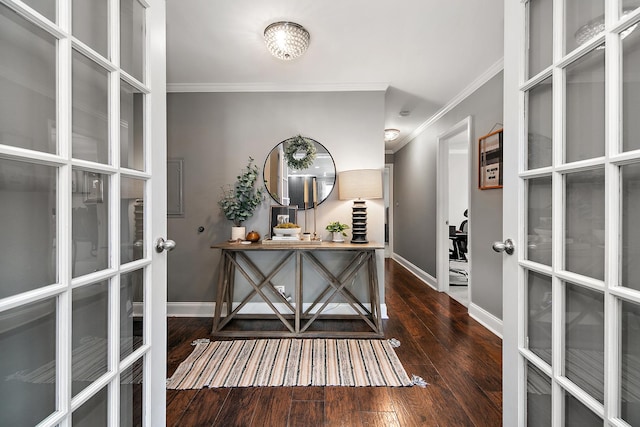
[510,0,640,425]
[0,0,166,425]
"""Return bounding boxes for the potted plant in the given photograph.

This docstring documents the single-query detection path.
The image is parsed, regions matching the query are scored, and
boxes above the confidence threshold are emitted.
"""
[325,221,350,242]
[219,157,264,240]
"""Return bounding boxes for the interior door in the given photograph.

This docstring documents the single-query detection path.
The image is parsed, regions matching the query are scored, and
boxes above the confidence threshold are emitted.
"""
[504,0,640,425]
[0,0,167,425]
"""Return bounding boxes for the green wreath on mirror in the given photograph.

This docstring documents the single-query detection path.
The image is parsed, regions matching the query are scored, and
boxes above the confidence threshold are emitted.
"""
[284,135,317,170]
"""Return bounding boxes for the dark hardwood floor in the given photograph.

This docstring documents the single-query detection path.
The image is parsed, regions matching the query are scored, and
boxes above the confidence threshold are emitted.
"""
[166,259,502,426]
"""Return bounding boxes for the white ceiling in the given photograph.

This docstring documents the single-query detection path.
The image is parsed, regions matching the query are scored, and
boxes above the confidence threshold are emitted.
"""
[166,0,504,152]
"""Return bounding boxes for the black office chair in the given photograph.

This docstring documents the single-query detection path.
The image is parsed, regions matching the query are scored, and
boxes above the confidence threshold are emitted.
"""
[457,214,468,261]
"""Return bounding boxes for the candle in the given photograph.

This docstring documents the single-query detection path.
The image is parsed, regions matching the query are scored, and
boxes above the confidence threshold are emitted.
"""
[312,177,317,204]
[303,177,308,203]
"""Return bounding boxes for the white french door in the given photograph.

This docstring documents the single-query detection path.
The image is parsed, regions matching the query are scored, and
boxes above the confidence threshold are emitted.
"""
[504,0,640,425]
[0,0,167,425]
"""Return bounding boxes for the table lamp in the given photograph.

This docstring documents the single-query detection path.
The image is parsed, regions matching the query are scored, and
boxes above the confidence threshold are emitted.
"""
[338,169,383,244]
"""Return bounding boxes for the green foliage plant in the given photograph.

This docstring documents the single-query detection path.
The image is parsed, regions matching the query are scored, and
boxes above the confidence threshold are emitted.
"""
[325,221,350,236]
[219,157,264,226]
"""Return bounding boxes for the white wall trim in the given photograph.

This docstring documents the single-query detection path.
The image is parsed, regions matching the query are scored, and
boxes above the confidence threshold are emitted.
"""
[167,82,389,93]
[391,253,438,290]
[160,302,388,319]
[468,302,503,338]
[390,57,504,153]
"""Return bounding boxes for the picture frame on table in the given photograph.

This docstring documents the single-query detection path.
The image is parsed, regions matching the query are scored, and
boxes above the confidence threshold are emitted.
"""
[478,128,503,190]
[269,205,298,237]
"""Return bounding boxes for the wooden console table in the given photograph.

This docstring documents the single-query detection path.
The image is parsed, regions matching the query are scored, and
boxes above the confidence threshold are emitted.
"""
[210,241,384,338]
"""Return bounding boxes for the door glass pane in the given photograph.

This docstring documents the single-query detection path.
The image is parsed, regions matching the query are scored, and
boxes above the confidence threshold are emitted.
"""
[0,299,56,426]
[72,0,108,58]
[621,300,640,426]
[566,50,605,163]
[0,4,56,154]
[527,0,553,78]
[527,176,552,265]
[565,169,605,280]
[73,387,108,427]
[72,281,109,397]
[565,392,603,426]
[22,0,56,22]
[526,362,552,427]
[72,51,109,164]
[120,0,145,83]
[621,163,640,291]
[120,358,143,427]
[121,269,143,360]
[72,170,110,277]
[527,78,553,169]
[120,81,145,171]
[121,178,144,264]
[623,20,640,152]
[527,271,552,365]
[565,282,604,403]
[0,159,56,299]
[567,0,604,53]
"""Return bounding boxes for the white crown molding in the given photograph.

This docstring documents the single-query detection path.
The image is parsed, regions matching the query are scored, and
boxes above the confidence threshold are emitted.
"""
[390,57,505,153]
[167,82,389,93]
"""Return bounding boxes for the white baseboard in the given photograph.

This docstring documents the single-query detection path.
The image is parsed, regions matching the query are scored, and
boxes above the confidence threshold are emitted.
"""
[469,303,503,338]
[391,253,438,290]
[163,302,388,319]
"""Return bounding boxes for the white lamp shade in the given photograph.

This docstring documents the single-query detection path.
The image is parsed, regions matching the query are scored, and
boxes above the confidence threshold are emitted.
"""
[338,169,383,200]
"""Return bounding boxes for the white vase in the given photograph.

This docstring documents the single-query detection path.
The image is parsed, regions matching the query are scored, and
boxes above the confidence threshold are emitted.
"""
[332,232,344,243]
[231,226,246,241]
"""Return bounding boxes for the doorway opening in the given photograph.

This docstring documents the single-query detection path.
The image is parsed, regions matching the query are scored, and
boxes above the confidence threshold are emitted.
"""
[436,117,472,307]
[384,164,393,258]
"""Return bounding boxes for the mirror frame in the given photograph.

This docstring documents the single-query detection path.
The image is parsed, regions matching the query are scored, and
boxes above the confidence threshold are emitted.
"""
[263,136,336,210]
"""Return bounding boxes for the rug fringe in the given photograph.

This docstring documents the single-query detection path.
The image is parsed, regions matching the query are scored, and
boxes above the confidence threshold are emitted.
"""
[411,375,428,388]
[388,338,401,348]
[191,338,210,346]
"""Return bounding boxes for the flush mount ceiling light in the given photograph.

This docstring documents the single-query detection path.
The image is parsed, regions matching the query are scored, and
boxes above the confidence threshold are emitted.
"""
[384,129,400,141]
[264,21,310,60]
[575,8,638,46]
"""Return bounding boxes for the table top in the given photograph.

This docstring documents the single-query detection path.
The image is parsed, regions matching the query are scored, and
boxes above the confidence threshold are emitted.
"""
[211,241,384,251]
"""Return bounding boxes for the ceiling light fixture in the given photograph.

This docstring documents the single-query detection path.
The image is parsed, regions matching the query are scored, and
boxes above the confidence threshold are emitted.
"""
[264,21,310,60]
[575,8,637,46]
[384,129,400,141]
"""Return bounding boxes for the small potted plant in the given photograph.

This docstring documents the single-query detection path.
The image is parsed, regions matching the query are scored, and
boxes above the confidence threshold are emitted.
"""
[325,221,350,243]
[219,157,264,240]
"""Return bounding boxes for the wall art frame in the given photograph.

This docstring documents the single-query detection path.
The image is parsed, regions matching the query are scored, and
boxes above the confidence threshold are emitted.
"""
[478,128,503,190]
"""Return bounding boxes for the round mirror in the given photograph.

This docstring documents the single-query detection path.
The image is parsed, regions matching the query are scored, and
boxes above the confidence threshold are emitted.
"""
[263,136,336,209]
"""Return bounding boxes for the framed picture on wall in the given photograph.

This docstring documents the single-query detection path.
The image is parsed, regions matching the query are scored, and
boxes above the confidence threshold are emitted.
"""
[478,128,503,190]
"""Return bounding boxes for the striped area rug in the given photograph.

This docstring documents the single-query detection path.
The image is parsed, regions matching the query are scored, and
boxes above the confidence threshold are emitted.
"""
[166,338,413,389]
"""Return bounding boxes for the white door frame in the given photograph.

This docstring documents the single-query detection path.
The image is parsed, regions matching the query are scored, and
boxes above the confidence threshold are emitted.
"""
[502,1,522,422]
[384,163,394,257]
[147,1,168,425]
[436,116,472,295]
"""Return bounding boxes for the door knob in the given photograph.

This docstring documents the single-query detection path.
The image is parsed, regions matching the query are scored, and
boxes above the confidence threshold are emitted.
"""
[492,238,515,255]
[155,237,176,253]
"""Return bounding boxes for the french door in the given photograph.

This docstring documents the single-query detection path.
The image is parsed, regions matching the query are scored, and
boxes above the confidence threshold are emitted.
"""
[504,0,640,425]
[0,0,167,425]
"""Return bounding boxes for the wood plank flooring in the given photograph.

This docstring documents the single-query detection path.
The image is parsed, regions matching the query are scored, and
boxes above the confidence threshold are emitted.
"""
[166,259,502,426]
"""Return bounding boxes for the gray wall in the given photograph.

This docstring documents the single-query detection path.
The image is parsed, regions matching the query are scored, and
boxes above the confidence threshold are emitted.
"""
[167,91,385,303]
[394,72,504,319]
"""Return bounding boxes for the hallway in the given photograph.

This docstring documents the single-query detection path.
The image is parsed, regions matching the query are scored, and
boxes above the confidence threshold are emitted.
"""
[166,259,502,426]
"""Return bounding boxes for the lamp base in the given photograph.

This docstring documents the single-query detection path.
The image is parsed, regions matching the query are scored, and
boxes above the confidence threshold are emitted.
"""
[350,200,368,244]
